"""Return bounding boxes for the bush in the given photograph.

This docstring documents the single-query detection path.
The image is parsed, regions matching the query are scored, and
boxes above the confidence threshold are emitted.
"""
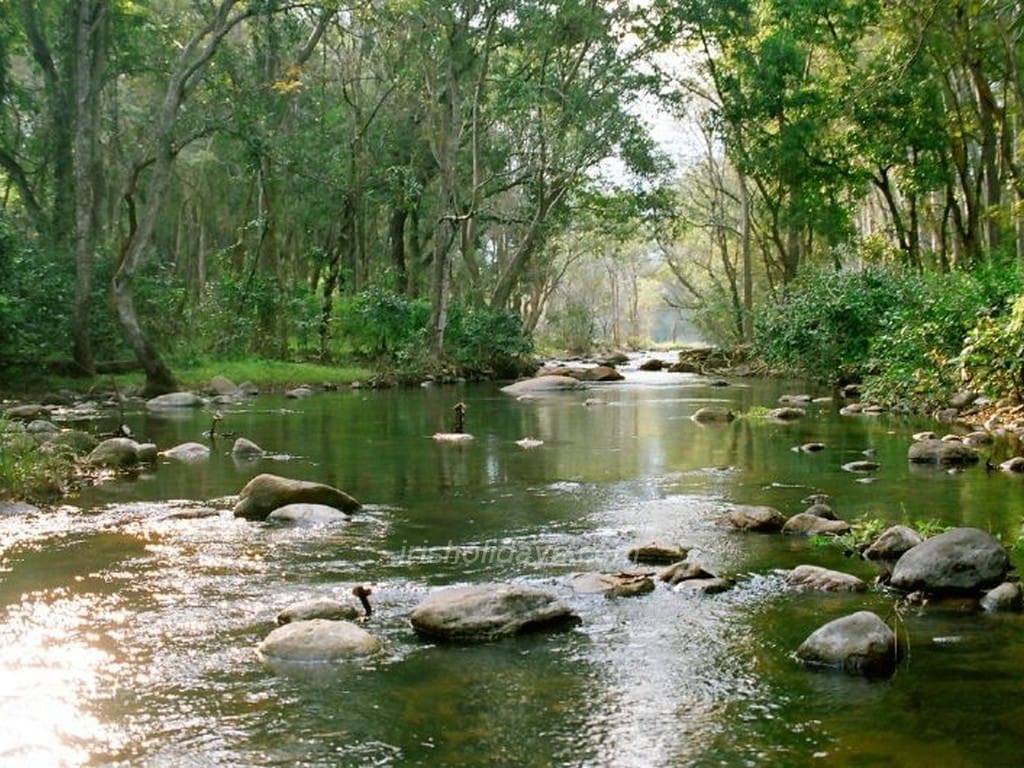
[959,295,1024,401]
[334,288,534,376]
[754,265,916,384]
[754,259,1024,405]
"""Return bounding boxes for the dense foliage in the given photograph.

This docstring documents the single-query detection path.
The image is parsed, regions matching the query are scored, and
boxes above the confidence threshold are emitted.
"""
[754,262,1024,407]
[3,0,1024,405]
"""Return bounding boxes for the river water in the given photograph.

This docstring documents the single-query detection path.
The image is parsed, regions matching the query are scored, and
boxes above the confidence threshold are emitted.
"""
[2,370,1023,767]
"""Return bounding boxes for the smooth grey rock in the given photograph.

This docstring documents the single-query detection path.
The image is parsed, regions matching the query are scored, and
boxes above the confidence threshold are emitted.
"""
[268,503,350,525]
[146,391,203,409]
[3,404,47,420]
[787,565,867,592]
[691,406,735,424]
[890,527,1009,594]
[723,505,785,533]
[257,619,378,661]
[782,513,851,536]
[409,584,579,641]
[285,386,315,399]
[864,526,924,562]
[796,611,898,677]
[908,439,978,465]
[628,541,690,565]
[87,437,141,468]
[0,501,40,516]
[500,376,583,396]
[569,572,655,597]
[233,473,361,520]
[779,394,813,405]
[25,419,59,434]
[803,503,836,519]
[980,582,1024,612]
[238,381,260,396]
[232,437,264,459]
[162,442,211,462]
[209,375,239,395]
[277,598,360,624]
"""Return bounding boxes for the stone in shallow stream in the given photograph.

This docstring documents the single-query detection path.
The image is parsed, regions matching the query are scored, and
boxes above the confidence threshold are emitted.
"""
[257,619,379,662]
[409,583,580,642]
[795,611,899,677]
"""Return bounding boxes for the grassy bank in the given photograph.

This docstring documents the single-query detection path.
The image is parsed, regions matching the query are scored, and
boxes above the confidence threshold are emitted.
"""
[3,359,376,400]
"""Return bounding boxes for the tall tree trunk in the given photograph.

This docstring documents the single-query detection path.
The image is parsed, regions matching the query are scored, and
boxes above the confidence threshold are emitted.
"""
[71,0,106,375]
[739,171,753,343]
[113,0,250,395]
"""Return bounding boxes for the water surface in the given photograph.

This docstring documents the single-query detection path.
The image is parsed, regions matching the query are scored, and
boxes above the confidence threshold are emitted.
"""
[2,372,1023,766]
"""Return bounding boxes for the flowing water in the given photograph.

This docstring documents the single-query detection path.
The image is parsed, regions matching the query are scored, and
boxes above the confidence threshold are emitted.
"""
[2,369,1024,767]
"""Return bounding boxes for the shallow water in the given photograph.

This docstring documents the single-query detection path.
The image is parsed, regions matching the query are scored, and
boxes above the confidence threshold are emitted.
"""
[2,371,1024,767]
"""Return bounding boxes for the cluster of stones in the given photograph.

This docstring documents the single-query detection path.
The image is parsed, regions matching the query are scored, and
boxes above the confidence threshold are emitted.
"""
[721,491,1018,676]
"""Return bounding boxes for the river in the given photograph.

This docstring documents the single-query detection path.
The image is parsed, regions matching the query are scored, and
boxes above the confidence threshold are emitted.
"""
[2,370,1023,766]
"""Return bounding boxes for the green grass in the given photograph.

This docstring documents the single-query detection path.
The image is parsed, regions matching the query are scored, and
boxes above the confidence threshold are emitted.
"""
[173,359,374,390]
[0,420,76,503]
[3,358,375,398]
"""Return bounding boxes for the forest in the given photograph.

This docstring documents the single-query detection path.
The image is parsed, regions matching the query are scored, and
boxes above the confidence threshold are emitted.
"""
[2,0,1023,407]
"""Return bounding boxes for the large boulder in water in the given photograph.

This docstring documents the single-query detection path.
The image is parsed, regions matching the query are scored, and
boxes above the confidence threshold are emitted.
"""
[500,376,583,396]
[233,473,361,520]
[578,365,624,382]
[409,583,579,641]
[257,619,379,661]
[890,527,1009,594]
[782,513,851,536]
[795,611,898,677]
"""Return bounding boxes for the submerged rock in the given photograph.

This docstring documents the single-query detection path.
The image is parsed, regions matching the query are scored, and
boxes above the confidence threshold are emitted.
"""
[257,619,379,661]
[691,406,735,424]
[787,565,866,592]
[233,473,361,520]
[890,527,1009,594]
[796,611,898,677]
[842,460,880,473]
[768,406,806,421]
[409,584,579,642]
[907,439,979,465]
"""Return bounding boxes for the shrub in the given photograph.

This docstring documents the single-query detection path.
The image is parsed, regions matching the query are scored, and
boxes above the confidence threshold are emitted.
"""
[754,265,915,384]
[959,295,1024,401]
